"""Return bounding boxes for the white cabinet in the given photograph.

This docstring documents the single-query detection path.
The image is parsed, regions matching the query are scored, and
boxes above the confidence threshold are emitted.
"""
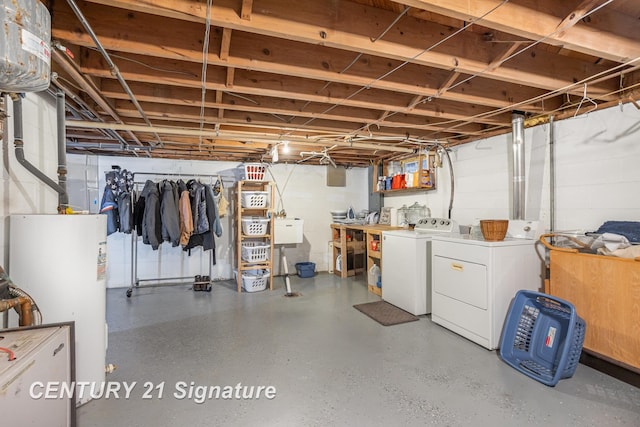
[0,323,74,426]
[431,236,542,350]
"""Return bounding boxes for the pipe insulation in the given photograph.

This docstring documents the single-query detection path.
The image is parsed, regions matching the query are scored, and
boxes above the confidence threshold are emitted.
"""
[12,96,68,209]
[511,112,526,220]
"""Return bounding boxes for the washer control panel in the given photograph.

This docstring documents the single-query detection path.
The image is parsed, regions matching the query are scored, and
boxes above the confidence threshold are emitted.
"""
[414,217,458,233]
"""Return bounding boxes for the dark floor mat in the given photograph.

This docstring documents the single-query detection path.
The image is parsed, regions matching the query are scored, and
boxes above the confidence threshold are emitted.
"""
[353,301,419,326]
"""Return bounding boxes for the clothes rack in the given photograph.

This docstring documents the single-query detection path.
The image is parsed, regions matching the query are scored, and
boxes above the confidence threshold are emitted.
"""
[126,171,226,298]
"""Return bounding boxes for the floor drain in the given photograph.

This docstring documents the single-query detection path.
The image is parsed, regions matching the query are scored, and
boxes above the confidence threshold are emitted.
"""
[284,292,301,297]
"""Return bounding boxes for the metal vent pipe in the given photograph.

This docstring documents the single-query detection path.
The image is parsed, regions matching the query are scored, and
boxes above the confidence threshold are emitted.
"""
[511,111,525,220]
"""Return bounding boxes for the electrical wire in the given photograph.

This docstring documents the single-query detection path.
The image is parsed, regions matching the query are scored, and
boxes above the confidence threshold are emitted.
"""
[352,0,616,141]
[198,0,214,150]
[283,0,510,139]
[85,46,196,77]
[0,347,16,361]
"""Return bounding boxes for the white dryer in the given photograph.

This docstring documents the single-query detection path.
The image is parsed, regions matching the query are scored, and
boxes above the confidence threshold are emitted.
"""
[430,234,542,350]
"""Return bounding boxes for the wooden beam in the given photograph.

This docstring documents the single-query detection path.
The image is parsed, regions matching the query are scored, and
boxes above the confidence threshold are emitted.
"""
[555,0,610,38]
[67,0,619,94]
[241,0,253,21]
[82,52,518,125]
[220,28,232,61]
[226,67,235,88]
[437,71,461,96]
[392,0,640,62]
[487,42,525,72]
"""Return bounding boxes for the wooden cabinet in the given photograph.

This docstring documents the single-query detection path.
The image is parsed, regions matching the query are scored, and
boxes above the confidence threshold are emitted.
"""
[235,181,274,293]
[331,224,366,278]
[547,249,640,372]
[373,152,437,194]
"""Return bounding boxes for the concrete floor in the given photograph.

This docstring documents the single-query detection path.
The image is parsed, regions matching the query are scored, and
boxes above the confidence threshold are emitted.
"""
[77,273,640,426]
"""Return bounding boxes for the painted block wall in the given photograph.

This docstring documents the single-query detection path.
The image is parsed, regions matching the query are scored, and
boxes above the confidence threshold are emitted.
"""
[66,155,368,288]
[1,93,59,269]
[383,103,640,233]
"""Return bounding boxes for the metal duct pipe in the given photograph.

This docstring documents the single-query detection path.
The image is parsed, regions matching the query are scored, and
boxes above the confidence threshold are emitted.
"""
[549,115,555,232]
[56,91,69,209]
[511,112,526,220]
[12,95,68,211]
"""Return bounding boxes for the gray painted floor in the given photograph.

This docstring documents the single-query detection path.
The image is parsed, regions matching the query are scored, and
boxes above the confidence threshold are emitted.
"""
[77,273,640,426]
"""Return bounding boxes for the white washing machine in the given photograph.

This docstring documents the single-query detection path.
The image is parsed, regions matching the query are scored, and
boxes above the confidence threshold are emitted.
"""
[430,232,542,350]
[381,218,457,316]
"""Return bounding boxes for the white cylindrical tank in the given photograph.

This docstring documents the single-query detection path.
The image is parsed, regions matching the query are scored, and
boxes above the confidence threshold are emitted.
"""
[9,214,107,406]
[0,0,51,92]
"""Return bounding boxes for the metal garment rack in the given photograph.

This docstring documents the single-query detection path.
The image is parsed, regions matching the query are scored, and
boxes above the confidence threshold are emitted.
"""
[126,171,225,298]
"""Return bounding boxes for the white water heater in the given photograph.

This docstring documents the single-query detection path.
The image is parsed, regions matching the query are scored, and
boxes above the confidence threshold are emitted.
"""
[0,0,51,92]
[9,214,107,406]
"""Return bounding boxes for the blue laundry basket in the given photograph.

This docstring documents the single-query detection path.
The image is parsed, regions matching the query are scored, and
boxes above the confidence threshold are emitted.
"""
[499,290,586,387]
[295,262,316,278]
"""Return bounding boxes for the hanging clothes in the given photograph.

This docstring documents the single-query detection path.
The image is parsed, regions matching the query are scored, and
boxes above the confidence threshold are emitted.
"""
[100,183,119,236]
[160,179,180,247]
[133,189,145,234]
[117,169,134,234]
[117,191,132,234]
[183,183,223,262]
[202,183,223,262]
[100,170,121,235]
[188,179,209,235]
[177,180,194,247]
[140,180,162,250]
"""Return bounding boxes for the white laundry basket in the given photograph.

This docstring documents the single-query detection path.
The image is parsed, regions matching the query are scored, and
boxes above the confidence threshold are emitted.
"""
[241,241,270,262]
[242,218,270,235]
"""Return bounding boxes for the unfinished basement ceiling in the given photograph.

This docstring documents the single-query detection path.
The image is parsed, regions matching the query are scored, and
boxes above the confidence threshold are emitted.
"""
[48,0,640,166]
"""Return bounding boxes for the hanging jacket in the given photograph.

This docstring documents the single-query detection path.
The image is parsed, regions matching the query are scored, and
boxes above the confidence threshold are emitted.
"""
[188,180,209,234]
[133,190,145,234]
[202,183,223,264]
[100,183,119,236]
[177,180,194,246]
[118,191,133,234]
[140,180,162,250]
[160,180,180,247]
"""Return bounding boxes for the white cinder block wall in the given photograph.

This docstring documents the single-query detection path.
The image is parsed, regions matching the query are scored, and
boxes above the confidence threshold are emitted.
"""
[4,93,638,290]
[66,155,368,288]
[383,103,640,233]
[1,92,59,268]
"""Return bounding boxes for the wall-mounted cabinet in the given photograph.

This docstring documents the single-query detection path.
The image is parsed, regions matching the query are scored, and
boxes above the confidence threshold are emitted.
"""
[373,152,436,194]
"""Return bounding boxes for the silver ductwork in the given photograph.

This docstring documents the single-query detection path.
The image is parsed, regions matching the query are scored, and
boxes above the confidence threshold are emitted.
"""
[511,112,525,220]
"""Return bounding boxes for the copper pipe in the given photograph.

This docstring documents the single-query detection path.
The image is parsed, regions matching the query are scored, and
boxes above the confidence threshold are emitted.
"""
[0,297,33,326]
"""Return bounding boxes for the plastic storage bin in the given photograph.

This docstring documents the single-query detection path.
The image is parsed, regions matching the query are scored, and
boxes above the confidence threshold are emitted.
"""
[241,191,269,208]
[242,218,269,235]
[241,242,270,262]
[242,163,267,181]
[241,269,269,292]
[295,262,315,278]
[499,290,586,387]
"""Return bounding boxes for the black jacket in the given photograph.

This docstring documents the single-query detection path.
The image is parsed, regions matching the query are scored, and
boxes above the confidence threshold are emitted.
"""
[140,180,162,250]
